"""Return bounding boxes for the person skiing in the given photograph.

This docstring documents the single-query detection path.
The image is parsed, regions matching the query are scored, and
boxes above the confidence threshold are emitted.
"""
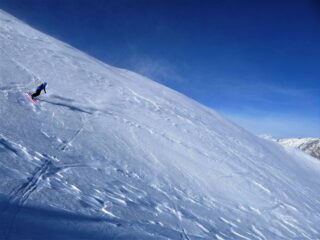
[31,81,47,99]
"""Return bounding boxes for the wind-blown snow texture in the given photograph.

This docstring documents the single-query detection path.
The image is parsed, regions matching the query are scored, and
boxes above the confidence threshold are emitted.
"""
[0,10,320,240]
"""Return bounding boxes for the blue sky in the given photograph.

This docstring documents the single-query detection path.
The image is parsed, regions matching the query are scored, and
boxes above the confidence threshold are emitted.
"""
[1,0,319,137]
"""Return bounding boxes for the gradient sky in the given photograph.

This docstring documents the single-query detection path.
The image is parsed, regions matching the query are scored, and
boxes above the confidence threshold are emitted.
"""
[1,0,319,138]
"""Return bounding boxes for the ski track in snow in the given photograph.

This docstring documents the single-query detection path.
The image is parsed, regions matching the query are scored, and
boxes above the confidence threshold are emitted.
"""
[0,133,55,239]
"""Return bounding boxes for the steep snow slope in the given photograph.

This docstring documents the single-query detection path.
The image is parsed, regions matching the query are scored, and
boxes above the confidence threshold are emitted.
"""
[0,10,320,240]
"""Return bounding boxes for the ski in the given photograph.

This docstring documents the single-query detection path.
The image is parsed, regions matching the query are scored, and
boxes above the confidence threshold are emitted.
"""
[25,92,38,104]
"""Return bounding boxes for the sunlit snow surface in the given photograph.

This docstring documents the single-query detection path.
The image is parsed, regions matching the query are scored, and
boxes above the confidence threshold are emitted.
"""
[0,10,320,240]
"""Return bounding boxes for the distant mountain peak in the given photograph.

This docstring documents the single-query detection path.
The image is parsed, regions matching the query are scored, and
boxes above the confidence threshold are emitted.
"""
[260,135,320,160]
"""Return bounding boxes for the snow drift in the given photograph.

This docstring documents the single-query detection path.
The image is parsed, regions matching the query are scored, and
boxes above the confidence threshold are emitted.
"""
[0,10,319,240]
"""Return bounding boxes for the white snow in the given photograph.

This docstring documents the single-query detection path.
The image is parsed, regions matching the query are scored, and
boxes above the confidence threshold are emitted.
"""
[260,135,320,160]
[278,138,320,159]
[0,9,320,240]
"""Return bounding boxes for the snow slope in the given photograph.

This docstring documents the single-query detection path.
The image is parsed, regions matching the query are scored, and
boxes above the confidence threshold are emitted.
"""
[0,10,320,240]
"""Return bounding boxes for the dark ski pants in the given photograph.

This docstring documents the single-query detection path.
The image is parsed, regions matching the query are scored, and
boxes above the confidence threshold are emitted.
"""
[31,89,41,98]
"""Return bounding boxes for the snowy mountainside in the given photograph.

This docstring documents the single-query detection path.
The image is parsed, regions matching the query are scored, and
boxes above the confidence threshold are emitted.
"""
[279,138,320,160]
[0,10,320,240]
[261,135,320,160]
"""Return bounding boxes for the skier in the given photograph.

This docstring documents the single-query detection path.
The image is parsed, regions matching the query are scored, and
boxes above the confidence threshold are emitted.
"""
[31,81,47,99]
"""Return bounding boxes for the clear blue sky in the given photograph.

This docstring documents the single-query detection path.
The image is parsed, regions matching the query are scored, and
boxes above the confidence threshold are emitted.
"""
[1,0,319,138]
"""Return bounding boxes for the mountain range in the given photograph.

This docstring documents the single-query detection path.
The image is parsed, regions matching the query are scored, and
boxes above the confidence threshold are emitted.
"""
[261,135,320,160]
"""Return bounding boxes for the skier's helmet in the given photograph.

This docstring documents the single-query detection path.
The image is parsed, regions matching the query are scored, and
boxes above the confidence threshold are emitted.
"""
[43,82,47,86]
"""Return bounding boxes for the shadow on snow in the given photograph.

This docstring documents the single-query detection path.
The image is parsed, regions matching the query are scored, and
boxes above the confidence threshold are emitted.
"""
[0,196,116,240]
